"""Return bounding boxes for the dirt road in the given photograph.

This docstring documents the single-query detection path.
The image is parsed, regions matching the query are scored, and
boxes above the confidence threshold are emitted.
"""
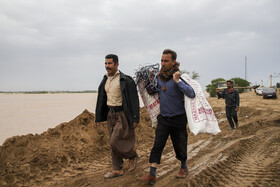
[0,91,279,186]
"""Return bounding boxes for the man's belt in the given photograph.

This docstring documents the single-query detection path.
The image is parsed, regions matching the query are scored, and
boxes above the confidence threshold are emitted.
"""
[108,106,123,112]
[162,113,185,120]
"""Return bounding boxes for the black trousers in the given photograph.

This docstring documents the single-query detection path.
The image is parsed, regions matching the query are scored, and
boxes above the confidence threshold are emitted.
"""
[226,105,238,128]
[149,114,188,164]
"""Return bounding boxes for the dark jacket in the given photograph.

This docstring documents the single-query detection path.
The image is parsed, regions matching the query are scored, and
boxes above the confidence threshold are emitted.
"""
[95,71,140,128]
[219,88,240,107]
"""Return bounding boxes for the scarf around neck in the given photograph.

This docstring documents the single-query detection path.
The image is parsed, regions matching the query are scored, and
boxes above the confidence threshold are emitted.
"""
[158,62,180,82]
[158,62,180,91]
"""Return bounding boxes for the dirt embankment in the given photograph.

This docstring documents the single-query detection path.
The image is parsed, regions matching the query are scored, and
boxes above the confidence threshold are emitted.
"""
[0,91,279,187]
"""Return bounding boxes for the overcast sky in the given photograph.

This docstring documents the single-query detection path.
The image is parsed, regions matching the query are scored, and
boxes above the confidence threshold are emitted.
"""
[0,0,279,91]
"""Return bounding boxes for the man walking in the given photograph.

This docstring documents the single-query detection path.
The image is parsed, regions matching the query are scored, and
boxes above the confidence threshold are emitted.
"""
[218,80,240,130]
[138,49,195,184]
[95,54,139,179]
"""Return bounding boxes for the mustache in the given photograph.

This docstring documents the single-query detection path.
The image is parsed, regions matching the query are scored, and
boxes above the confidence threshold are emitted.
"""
[106,68,111,70]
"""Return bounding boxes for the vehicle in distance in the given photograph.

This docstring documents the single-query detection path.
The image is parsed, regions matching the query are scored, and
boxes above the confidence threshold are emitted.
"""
[256,87,265,95]
[262,88,277,99]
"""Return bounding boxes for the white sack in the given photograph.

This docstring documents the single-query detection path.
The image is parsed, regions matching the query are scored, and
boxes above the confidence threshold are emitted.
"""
[181,73,221,135]
[137,80,160,127]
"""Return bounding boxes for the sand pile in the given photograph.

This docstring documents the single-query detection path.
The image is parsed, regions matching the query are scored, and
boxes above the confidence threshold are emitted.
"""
[0,110,106,185]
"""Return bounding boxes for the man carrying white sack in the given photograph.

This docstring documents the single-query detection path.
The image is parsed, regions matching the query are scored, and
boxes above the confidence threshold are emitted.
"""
[138,49,195,184]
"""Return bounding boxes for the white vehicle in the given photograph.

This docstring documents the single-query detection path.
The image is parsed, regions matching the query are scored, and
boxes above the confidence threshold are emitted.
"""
[256,87,265,95]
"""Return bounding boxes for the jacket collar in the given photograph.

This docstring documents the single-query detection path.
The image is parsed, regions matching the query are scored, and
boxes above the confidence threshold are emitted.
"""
[119,71,126,80]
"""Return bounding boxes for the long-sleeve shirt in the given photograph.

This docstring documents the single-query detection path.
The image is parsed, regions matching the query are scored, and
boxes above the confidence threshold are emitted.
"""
[219,88,240,107]
[157,77,195,117]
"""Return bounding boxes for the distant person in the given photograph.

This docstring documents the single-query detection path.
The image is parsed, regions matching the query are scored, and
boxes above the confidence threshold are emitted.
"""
[95,54,139,179]
[138,49,195,184]
[218,80,240,130]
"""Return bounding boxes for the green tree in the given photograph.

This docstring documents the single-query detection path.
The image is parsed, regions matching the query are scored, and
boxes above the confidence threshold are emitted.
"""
[231,77,250,93]
[206,78,226,97]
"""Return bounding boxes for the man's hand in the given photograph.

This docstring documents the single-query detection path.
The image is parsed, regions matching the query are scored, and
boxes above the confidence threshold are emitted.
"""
[133,123,138,128]
[95,122,100,127]
[235,106,239,112]
[173,71,181,83]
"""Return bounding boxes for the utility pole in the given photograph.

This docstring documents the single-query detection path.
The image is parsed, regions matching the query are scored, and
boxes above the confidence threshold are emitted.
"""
[245,56,247,80]
[270,74,272,87]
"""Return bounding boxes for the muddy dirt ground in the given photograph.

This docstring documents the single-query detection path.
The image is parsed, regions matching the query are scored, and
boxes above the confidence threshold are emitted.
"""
[0,91,279,187]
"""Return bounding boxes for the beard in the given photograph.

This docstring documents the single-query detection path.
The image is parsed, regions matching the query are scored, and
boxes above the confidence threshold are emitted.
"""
[160,64,173,72]
[158,62,180,82]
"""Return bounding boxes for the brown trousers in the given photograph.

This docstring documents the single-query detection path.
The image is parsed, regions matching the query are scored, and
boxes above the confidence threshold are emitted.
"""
[107,110,137,170]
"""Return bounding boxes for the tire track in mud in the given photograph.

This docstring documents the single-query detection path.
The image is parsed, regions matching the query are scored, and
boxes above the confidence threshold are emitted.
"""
[59,138,213,187]
[177,120,280,187]
[153,138,212,178]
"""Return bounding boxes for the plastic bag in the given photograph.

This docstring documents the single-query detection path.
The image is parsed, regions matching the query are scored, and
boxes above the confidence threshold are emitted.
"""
[135,64,160,127]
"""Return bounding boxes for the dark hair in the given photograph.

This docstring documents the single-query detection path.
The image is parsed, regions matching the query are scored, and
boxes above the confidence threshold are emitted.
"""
[105,54,118,65]
[227,80,233,84]
[163,49,177,61]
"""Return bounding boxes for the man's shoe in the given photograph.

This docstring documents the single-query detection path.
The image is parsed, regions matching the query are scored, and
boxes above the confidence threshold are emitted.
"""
[138,173,156,184]
[104,170,123,179]
[236,123,239,128]
[229,127,234,130]
[175,168,189,179]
